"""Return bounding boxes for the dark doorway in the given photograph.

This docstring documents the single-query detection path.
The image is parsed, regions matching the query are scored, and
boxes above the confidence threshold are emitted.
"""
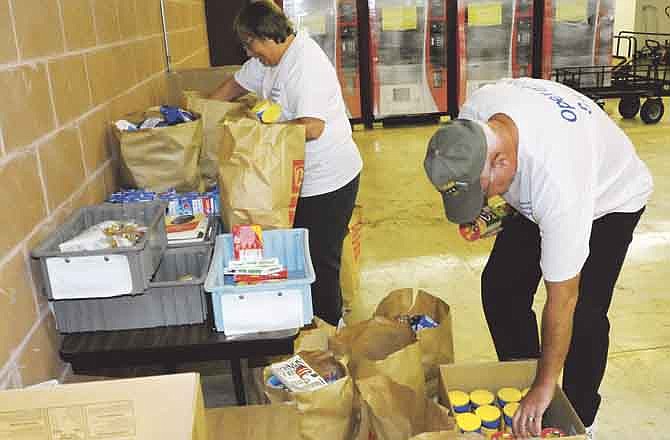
[205,0,250,66]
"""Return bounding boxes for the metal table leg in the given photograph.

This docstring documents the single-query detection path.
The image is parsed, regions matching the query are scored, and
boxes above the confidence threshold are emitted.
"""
[231,357,247,405]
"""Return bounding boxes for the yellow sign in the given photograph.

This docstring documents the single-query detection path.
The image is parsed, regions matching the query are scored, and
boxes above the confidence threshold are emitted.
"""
[556,0,588,22]
[300,14,327,35]
[382,6,418,31]
[468,2,503,26]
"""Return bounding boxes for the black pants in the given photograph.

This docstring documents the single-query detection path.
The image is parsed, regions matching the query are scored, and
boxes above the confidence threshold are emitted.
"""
[481,208,644,427]
[293,175,360,326]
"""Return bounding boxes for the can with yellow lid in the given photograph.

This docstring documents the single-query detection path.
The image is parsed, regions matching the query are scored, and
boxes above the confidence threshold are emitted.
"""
[470,389,495,410]
[456,412,482,434]
[502,402,519,432]
[448,390,472,413]
[497,387,522,407]
[475,404,502,439]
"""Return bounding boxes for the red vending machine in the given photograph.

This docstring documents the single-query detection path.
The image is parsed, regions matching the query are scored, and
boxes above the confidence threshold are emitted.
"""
[541,0,616,77]
[368,0,449,119]
[456,0,535,105]
[283,0,363,119]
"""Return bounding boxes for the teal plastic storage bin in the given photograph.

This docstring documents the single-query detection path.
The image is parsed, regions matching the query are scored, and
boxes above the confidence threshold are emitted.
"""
[204,228,315,332]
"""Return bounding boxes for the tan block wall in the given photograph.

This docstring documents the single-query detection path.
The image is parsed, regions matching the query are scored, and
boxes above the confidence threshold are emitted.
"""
[0,0,209,388]
[165,0,210,70]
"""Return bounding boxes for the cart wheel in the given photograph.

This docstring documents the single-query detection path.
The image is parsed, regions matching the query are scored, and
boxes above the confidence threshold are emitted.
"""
[640,98,665,124]
[618,96,640,119]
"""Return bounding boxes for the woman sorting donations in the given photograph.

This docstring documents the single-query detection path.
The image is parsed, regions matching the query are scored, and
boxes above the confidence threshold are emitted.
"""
[211,1,362,326]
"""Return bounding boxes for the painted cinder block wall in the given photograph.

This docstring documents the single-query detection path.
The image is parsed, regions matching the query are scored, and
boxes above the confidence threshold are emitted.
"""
[0,0,209,388]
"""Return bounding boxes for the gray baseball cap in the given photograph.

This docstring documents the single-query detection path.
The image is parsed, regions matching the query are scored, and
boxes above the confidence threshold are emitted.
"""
[424,119,487,224]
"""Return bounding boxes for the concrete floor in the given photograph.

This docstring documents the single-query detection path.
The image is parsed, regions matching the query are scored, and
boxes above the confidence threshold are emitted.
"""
[66,101,670,437]
[348,101,670,439]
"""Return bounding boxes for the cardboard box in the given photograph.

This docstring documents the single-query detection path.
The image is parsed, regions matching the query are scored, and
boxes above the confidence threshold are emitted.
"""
[206,405,300,439]
[0,373,208,440]
[439,360,586,440]
[166,66,242,106]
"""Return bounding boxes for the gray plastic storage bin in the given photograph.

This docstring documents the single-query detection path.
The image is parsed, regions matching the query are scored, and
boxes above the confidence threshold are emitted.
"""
[51,246,212,333]
[31,202,167,299]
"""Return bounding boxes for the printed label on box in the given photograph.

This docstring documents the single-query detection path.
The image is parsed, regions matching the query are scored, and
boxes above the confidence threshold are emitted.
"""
[84,401,136,438]
[0,408,50,439]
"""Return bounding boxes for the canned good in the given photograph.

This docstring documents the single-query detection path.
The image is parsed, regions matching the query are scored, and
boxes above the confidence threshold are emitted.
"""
[475,404,502,439]
[470,389,495,410]
[491,432,514,440]
[502,402,519,432]
[497,387,522,407]
[448,390,471,414]
[456,412,482,434]
[541,427,566,438]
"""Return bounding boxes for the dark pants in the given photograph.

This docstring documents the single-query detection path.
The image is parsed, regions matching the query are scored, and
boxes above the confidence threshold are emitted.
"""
[481,208,644,427]
[293,175,360,326]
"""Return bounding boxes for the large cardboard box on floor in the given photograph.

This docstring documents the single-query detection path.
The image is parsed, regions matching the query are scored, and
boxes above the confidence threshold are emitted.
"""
[439,360,586,439]
[166,66,242,107]
[207,405,300,439]
[0,373,207,440]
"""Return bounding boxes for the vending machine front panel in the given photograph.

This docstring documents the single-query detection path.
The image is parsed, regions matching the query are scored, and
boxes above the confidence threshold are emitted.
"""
[456,0,534,105]
[284,0,363,118]
[369,0,448,119]
[542,0,616,78]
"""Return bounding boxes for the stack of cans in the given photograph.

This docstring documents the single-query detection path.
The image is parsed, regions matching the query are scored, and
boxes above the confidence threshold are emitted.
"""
[108,188,220,217]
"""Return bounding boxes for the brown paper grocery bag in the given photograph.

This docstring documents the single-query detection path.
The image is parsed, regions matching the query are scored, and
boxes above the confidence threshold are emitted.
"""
[263,352,354,440]
[341,205,363,314]
[294,318,337,353]
[218,114,305,230]
[113,108,203,192]
[357,375,454,440]
[375,288,455,394]
[186,95,247,188]
[330,316,425,397]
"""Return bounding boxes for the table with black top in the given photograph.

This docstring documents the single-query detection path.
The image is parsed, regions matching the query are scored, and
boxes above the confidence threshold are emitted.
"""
[59,319,298,405]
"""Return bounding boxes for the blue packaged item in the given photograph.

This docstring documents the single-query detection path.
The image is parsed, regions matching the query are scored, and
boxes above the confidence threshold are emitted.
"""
[267,375,287,390]
[410,315,439,332]
[166,198,180,217]
[177,197,194,216]
[160,106,196,126]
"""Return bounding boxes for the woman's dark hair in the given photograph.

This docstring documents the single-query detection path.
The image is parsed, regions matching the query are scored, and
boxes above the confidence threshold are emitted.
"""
[234,1,295,44]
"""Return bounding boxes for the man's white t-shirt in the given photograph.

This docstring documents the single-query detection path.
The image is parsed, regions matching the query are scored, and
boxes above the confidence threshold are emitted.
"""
[459,78,653,282]
[234,31,363,197]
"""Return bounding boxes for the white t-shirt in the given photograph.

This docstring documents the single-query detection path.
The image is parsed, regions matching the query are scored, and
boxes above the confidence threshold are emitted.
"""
[234,31,363,197]
[459,78,653,282]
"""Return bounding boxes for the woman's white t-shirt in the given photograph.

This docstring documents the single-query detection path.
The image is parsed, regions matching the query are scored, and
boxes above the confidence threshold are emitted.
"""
[234,31,363,197]
[459,78,653,282]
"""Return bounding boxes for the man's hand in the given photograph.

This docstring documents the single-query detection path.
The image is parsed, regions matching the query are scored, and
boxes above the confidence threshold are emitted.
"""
[512,383,554,438]
[513,274,580,438]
